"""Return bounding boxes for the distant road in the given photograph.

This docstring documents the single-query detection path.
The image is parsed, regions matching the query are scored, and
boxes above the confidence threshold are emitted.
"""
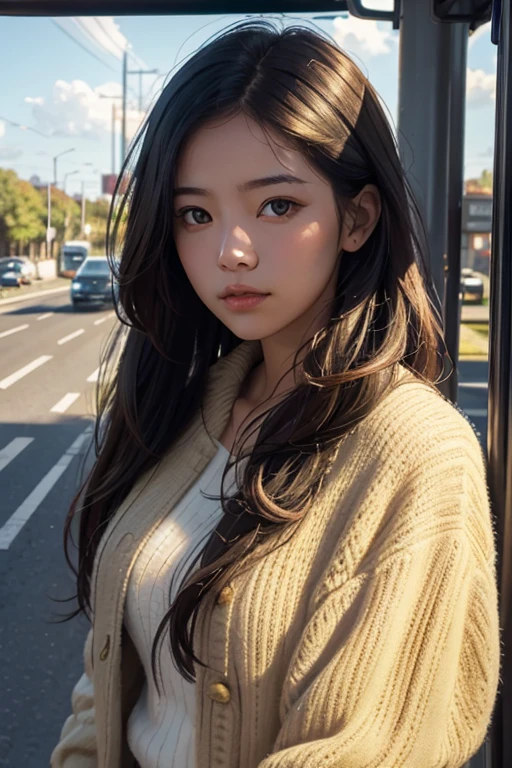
[0,291,117,767]
[461,303,489,323]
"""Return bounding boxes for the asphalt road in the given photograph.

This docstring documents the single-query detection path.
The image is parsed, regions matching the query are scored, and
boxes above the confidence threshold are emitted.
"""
[0,290,118,768]
[0,289,490,767]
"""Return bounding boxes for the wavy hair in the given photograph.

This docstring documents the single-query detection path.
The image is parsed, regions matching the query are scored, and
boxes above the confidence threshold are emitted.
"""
[63,19,446,686]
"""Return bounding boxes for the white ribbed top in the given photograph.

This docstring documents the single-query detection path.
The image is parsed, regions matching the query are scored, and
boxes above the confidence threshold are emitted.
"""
[125,439,235,768]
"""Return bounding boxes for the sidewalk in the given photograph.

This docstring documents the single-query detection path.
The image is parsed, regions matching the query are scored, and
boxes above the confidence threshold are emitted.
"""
[0,277,70,306]
[459,323,488,358]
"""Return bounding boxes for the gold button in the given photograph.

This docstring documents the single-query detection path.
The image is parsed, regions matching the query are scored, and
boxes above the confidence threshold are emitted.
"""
[216,585,234,605]
[207,682,231,704]
[99,634,110,661]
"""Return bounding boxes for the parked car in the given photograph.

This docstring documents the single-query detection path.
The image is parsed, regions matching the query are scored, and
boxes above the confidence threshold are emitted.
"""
[70,256,116,309]
[0,257,36,286]
[460,268,484,304]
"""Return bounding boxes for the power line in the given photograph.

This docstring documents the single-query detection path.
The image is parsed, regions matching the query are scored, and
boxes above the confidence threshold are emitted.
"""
[74,17,124,63]
[92,17,127,59]
[73,19,140,102]
[51,19,118,73]
[0,115,49,138]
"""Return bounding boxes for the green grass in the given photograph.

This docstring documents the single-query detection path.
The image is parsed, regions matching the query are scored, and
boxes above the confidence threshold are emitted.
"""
[459,340,487,357]
[466,323,489,339]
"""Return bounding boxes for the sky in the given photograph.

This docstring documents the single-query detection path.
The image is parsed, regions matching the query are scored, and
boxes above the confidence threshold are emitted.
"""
[0,5,497,201]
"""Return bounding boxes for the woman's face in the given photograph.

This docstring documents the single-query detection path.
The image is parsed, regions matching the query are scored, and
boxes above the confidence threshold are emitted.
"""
[173,113,370,343]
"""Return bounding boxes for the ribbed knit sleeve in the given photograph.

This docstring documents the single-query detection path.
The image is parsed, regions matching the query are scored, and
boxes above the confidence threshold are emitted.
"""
[50,628,98,767]
[257,414,501,768]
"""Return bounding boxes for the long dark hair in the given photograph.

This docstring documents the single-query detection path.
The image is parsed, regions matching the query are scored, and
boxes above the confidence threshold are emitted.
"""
[63,19,446,686]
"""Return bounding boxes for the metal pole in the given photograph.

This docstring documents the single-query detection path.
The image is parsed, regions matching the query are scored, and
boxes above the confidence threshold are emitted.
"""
[53,157,57,187]
[397,0,452,334]
[47,183,51,260]
[122,49,128,166]
[488,0,512,765]
[81,181,86,237]
[112,102,116,174]
[443,23,469,404]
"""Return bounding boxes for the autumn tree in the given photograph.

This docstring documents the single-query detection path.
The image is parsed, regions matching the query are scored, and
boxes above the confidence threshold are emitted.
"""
[39,186,81,257]
[86,198,111,255]
[0,169,46,256]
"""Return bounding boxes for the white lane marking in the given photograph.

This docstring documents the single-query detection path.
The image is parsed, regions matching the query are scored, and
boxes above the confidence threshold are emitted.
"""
[464,409,488,418]
[37,313,54,321]
[0,324,29,339]
[58,329,85,345]
[0,428,91,550]
[50,392,80,414]
[94,316,109,326]
[459,382,488,389]
[0,438,34,472]
[87,367,99,382]
[0,355,53,390]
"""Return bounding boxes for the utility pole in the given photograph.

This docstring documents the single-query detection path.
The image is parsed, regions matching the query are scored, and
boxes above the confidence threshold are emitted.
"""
[121,59,158,165]
[99,93,122,175]
[81,181,86,237]
[46,184,51,259]
[122,49,128,167]
[127,65,159,113]
[112,102,116,174]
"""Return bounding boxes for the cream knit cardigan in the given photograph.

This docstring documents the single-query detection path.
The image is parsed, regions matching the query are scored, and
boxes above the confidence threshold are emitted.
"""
[51,339,501,768]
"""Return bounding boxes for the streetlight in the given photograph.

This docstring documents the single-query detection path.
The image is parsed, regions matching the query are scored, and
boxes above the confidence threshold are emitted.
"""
[53,147,75,187]
[63,170,79,195]
[78,175,101,238]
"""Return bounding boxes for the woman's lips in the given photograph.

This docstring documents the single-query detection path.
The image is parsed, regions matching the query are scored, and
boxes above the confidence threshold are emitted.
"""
[221,293,270,311]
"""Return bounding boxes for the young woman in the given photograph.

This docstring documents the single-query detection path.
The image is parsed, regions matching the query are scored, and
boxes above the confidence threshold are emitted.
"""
[51,20,500,768]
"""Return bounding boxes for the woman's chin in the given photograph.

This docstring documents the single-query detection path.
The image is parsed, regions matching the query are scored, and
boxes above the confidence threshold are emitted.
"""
[220,319,277,342]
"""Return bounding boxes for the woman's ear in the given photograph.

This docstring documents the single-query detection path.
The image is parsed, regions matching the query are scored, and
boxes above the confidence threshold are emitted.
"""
[339,184,382,253]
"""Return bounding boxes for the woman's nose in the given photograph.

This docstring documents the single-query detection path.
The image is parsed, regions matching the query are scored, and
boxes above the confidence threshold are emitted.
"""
[218,225,258,271]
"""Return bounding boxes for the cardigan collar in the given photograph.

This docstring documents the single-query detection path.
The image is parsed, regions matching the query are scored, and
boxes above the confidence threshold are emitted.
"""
[90,339,263,613]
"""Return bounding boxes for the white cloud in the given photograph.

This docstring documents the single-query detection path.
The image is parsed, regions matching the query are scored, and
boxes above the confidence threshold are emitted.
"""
[332,16,397,59]
[24,79,145,141]
[56,17,148,70]
[466,67,496,107]
[0,120,5,138]
[25,96,44,106]
[468,22,491,49]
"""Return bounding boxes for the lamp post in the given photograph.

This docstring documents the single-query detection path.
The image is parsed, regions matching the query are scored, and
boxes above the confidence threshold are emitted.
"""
[53,147,75,187]
[63,170,79,195]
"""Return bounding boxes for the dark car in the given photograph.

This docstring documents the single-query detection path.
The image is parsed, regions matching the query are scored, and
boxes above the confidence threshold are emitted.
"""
[460,268,484,304]
[70,256,116,309]
[0,257,36,286]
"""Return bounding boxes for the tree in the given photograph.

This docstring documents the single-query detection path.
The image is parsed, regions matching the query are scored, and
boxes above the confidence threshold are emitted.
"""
[0,169,46,255]
[39,187,81,254]
[86,198,111,255]
[465,169,493,195]
[479,169,493,192]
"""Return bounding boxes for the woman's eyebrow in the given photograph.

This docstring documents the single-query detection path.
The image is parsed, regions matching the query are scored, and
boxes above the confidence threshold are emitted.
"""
[173,174,309,198]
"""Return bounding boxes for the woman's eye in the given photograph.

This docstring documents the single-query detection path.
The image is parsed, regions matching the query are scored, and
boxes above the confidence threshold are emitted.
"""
[260,199,301,218]
[179,208,211,226]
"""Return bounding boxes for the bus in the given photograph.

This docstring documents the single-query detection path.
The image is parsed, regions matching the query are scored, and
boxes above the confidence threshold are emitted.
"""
[59,240,91,278]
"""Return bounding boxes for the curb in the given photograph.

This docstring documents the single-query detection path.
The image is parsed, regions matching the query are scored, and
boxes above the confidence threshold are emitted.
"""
[0,285,69,307]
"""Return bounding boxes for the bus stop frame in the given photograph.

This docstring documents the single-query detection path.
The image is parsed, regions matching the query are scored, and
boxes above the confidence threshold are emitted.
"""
[0,1,508,767]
